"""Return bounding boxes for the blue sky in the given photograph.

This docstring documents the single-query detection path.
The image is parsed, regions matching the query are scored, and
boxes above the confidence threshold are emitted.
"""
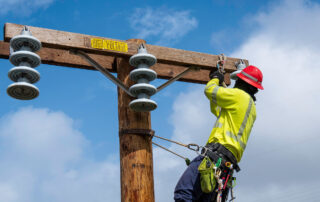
[1,0,320,201]
[0,0,271,160]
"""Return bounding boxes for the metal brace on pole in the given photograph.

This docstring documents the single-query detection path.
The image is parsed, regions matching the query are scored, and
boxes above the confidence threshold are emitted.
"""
[72,49,201,96]
[156,66,200,92]
[70,50,134,97]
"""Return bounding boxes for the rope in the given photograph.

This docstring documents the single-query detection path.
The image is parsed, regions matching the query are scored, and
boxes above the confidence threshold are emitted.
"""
[152,134,202,152]
[152,142,191,165]
[215,169,223,202]
[152,142,186,159]
[119,128,200,165]
[151,133,203,166]
[152,134,188,147]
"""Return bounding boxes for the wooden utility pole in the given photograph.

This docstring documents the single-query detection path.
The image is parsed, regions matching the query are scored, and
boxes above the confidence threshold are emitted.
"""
[0,23,249,202]
[117,39,154,202]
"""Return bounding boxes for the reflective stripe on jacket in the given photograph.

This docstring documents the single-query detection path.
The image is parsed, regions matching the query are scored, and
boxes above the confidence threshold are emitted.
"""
[204,78,256,162]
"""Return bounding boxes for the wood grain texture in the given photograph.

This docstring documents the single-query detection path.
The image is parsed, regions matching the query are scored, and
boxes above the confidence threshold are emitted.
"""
[0,41,115,71]
[4,23,248,74]
[117,39,155,202]
[1,41,232,84]
[0,41,9,59]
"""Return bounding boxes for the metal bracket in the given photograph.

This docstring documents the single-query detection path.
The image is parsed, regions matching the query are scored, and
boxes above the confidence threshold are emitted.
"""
[156,66,200,93]
[70,49,134,97]
[71,49,201,99]
[119,128,155,139]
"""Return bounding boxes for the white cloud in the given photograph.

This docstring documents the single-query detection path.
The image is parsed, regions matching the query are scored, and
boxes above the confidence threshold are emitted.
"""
[154,0,320,201]
[129,7,198,46]
[0,107,120,202]
[0,0,54,15]
[153,87,214,201]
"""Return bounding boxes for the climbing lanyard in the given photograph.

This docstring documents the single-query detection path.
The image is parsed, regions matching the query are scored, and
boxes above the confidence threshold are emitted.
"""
[152,134,201,152]
[216,164,235,202]
[151,133,203,166]
[152,142,191,165]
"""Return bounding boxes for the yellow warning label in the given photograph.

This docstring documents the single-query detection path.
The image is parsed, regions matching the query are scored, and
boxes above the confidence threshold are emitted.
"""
[91,38,128,53]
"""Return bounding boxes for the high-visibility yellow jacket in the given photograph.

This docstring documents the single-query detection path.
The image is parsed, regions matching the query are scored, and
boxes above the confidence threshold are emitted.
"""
[204,78,256,162]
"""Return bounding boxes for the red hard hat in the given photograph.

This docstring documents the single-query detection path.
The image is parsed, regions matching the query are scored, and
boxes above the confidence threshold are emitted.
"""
[237,65,264,90]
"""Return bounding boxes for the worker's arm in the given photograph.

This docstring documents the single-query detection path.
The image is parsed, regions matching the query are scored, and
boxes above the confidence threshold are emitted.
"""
[204,78,237,112]
[204,78,220,116]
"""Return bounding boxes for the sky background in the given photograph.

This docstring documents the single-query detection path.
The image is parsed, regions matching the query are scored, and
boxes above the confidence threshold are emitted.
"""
[0,0,320,201]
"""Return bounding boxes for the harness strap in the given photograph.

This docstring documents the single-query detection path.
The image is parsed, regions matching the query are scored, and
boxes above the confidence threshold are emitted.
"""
[205,143,241,172]
[119,128,155,138]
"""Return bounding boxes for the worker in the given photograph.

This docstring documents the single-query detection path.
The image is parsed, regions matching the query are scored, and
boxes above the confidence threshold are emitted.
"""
[174,65,264,202]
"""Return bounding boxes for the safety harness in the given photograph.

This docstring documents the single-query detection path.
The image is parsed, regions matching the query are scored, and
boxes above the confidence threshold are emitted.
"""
[201,143,238,202]
[203,143,240,172]
[120,129,238,201]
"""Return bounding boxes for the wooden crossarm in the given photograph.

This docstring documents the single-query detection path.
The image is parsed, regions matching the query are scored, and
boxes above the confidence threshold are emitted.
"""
[3,23,250,84]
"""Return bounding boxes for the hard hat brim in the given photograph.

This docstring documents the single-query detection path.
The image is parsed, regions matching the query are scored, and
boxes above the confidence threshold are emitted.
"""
[237,73,264,90]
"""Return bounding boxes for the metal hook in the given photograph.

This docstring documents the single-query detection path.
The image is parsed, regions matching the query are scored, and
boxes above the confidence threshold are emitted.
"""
[187,143,200,152]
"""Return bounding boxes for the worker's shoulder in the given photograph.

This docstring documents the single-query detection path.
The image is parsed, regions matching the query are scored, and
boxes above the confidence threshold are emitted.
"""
[230,88,251,100]
[225,87,244,94]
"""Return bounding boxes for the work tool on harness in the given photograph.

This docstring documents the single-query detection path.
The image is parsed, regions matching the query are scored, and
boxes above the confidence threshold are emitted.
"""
[223,164,233,190]
[216,176,224,202]
[215,157,222,168]
[204,143,241,172]
[229,178,236,202]
[216,166,234,202]
[225,162,232,168]
[199,144,238,201]
[217,54,227,88]
[198,156,216,193]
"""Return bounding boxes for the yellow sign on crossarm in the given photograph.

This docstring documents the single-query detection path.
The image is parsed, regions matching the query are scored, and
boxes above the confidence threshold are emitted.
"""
[91,38,128,53]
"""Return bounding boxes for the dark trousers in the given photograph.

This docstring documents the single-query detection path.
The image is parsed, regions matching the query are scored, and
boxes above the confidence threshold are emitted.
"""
[174,155,230,202]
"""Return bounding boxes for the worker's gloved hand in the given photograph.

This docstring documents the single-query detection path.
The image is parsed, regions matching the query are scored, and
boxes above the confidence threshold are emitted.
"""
[209,70,224,85]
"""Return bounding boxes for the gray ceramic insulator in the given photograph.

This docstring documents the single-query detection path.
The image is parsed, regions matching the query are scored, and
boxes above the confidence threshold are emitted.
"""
[7,26,42,100]
[10,26,42,52]
[9,50,41,67]
[7,82,39,100]
[8,66,40,83]
[129,98,157,112]
[128,44,158,112]
[129,67,157,82]
[129,83,157,97]
[129,44,157,67]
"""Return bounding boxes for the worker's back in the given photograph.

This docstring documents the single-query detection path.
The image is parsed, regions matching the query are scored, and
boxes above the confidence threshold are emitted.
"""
[204,78,256,162]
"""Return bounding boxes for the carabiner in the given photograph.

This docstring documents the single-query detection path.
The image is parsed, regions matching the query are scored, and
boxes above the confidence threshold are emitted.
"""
[187,143,200,152]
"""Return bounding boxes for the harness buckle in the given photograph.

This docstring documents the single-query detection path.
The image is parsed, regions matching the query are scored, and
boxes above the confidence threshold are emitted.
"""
[199,146,208,157]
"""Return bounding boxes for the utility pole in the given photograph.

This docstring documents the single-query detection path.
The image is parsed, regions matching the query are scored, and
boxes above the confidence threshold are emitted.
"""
[0,23,249,202]
[117,39,154,202]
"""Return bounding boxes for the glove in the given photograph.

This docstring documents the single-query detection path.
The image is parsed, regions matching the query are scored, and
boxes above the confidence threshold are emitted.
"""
[209,70,224,85]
